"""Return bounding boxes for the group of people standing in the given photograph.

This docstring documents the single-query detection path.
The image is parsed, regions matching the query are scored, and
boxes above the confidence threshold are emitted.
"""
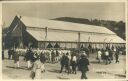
[6,47,90,79]
[96,48,120,65]
[60,51,90,79]
[7,47,46,79]
[7,48,20,68]
[4,46,125,79]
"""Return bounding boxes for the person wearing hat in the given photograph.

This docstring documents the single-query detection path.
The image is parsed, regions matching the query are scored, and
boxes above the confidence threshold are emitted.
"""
[78,53,89,79]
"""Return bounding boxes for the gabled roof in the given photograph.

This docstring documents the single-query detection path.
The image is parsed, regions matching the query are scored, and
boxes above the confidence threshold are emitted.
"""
[20,16,115,35]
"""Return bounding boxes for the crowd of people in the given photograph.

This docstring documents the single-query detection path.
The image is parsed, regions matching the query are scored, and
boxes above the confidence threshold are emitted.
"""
[2,46,125,79]
[96,47,124,65]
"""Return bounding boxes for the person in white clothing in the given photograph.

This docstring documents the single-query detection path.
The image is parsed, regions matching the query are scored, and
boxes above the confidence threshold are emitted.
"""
[71,53,77,74]
[105,50,111,65]
[31,57,43,79]
[97,50,102,63]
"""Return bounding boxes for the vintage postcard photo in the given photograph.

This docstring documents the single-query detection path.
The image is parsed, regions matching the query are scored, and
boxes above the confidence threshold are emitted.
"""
[1,1,126,79]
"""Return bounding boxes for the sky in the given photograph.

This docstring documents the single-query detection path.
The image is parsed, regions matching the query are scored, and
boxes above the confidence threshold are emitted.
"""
[2,2,125,27]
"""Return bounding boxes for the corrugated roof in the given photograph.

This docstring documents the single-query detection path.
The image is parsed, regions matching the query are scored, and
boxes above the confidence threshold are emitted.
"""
[21,16,115,35]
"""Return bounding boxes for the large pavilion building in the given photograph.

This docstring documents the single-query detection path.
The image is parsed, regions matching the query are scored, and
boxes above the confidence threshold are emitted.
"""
[4,15,125,49]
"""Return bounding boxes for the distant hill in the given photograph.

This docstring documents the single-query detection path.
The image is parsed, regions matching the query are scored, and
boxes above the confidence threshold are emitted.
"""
[53,17,125,40]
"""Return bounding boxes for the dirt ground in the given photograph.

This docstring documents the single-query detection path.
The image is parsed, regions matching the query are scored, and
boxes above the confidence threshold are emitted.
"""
[2,50,126,79]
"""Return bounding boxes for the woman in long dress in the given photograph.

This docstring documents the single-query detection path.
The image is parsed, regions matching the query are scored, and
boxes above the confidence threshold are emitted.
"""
[31,57,44,79]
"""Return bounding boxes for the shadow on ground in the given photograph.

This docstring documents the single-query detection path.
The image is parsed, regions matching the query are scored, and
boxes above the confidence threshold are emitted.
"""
[6,66,28,70]
[47,69,60,73]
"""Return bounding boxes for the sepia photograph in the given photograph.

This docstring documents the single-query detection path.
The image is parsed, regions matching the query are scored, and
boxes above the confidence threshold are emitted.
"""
[2,2,126,79]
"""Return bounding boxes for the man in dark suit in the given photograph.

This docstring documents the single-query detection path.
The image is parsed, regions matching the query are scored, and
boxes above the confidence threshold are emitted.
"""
[25,48,34,69]
[2,50,4,60]
[115,51,119,63]
[51,50,55,63]
[13,48,20,68]
[78,53,89,79]
[8,48,14,59]
[40,52,46,64]
[60,53,70,74]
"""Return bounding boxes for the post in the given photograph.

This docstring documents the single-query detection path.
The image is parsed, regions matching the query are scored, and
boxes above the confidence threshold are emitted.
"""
[45,27,48,39]
[44,27,48,49]
[78,32,81,53]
